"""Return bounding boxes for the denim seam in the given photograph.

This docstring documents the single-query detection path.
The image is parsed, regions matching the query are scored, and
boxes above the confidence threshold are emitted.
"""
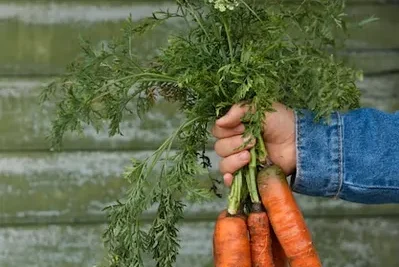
[344,182,399,190]
[334,112,344,198]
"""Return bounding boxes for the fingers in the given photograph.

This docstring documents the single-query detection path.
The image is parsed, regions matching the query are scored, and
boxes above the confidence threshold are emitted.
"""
[214,102,294,188]
[214,104,253,188]
[211,123,245,139]
[223,173,234,187]
[214,135,255,157]
[219,150,250,176]
[216,103,249,128]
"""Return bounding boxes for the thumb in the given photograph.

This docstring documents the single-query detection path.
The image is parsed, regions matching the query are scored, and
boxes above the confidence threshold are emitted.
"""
[216,104,249,128]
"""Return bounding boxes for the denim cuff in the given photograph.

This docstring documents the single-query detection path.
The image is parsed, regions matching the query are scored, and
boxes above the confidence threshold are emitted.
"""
[291,110,343,198]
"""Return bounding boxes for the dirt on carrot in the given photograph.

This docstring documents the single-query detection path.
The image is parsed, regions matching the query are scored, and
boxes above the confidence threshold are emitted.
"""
[257,165,322,267]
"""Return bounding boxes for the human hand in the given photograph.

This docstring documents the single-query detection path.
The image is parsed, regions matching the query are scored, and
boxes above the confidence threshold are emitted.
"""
[212,102,296,186]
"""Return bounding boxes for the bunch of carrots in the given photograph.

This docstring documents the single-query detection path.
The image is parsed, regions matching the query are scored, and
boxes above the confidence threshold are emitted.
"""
[39,0,370,265]
[213,134,321,267]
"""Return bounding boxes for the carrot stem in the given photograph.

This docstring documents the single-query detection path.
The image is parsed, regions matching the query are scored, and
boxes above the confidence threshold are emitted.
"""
[240,174,249,204]
[228,169,243,215]
[247,147,260,203]
[256,134,268,165]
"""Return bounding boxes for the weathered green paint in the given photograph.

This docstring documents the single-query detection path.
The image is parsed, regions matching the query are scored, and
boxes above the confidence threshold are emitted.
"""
[345,5,399,48]
[345,52,399,74]
[359,75,399,111]
[0,78,184,150]
[0,150,218,225]
[1,218,399,267]
[0,151,398,225]
[0,20,173,76]
[0,0,395,3]
[0,3,399,75]
[0,75,397,151]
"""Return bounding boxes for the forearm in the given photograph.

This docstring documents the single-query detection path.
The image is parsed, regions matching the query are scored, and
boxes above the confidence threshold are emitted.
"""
[291,108,399,204]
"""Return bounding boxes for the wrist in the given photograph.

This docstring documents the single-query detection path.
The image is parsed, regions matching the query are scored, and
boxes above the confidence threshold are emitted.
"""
[280,138,297,176]
[286,143,297,175]
[278,108,296,175]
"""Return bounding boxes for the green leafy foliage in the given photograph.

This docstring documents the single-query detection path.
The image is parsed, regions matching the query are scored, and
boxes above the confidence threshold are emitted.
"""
[41,0,366,266]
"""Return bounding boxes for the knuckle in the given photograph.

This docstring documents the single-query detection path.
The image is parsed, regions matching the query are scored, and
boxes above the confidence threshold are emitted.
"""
[211,125,216,137]
[233,123,245,134]
[230,136,242,151]
[219,155,241,175]
[214,140,224,157]
[218,159,227,174]
[211,125,220,138]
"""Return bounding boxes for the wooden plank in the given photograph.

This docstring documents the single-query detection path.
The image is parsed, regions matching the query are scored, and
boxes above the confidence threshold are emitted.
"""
[1,0,398,3]
[1,218,399,267]
[0,74,397,151]
[0,151,398,225]
[345,5,399,49]
[347,0,399,4]
[0,150,220,225]
[0,3,398,75]
[357,75,399,111]
[284,0,399,4]
[340,51,399,74]
[0,78,183,150]
[0,2,175,76]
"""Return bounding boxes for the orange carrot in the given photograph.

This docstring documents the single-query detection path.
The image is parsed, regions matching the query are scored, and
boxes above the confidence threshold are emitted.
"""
[257,165,322,267]
[217,209,246,221]
[213,210,251,267]
[217,209,228,220]
[271,226,288,267]
[247,203,274,267]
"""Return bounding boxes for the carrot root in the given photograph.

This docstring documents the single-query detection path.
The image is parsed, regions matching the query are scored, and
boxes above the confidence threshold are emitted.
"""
[257,165,322,267]
[213,210,252,267]
[271,225,289,267]
[289,251,322,267]
[247,204,274,267]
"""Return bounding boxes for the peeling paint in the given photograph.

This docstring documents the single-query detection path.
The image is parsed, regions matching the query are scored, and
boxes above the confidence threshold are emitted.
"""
[0,2,176,24]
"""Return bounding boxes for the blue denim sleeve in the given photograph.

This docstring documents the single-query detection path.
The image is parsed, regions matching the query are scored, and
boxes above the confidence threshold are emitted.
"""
[291,108,399,204]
